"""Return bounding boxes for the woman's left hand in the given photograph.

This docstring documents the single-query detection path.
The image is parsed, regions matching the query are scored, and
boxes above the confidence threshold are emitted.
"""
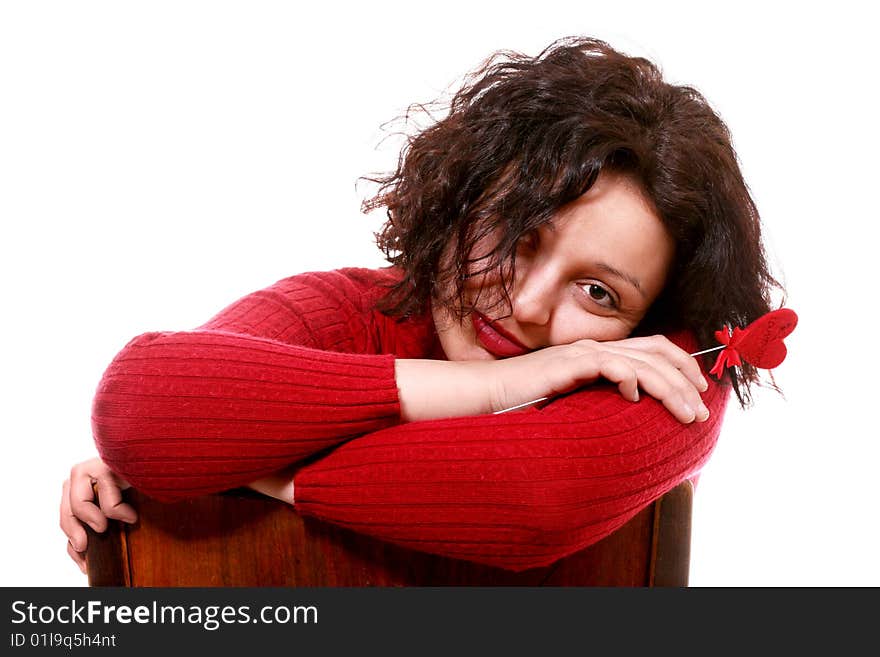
[61,456,137,574]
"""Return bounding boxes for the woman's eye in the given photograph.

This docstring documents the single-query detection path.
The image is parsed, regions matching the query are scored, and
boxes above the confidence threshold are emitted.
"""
[580,282,617,309]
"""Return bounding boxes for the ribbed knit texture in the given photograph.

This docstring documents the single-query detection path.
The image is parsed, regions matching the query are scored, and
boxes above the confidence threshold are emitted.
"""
[91,267,729,571]
[91,268,435,500]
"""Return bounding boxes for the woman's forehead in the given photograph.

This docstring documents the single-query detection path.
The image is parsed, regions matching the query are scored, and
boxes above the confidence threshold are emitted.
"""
[545,173,674,294]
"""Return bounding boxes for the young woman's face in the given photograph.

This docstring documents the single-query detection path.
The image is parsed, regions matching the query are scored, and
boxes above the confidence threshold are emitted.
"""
[432,172,675,361]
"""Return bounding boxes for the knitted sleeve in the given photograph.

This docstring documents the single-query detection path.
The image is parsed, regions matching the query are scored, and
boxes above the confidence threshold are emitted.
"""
[292,333,730,572]
[90,269,408,502]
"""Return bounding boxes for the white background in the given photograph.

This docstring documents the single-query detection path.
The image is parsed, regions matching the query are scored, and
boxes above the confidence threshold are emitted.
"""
[2,1,876,587]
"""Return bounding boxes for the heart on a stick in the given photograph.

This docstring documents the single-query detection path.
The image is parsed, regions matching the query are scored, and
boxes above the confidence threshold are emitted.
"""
[709,308,798,377]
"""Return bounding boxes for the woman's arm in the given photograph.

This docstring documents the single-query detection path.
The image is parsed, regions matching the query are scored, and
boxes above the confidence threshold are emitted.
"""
[64,268,415,569]
[284,329,723,572]
[87,267,446,501]
[91,329,400,501]
[292,371,728,572]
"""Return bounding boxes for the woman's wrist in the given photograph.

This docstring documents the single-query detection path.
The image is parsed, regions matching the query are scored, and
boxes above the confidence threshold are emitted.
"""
[395,347,578,421]
[395,359,498,422]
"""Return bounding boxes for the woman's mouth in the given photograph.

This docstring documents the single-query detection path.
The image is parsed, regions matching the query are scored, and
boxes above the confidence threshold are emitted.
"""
[471,313,530,358]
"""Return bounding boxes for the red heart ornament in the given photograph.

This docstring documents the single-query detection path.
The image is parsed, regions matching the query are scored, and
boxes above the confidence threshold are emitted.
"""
[709,308,798,377]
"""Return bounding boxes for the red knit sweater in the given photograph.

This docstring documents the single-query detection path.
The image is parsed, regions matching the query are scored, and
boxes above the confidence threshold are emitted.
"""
[91,266,729,571]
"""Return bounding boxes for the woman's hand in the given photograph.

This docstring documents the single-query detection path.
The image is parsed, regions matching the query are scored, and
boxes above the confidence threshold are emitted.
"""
[397,334,710,424]
[60,457,137,574]
[493,335,711,422]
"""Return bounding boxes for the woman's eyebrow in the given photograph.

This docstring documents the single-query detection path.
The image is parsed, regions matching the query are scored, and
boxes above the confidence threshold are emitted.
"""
[595,262,645,297]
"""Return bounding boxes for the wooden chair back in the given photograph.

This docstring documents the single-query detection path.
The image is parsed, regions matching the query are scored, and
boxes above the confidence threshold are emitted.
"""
[86,480,693,587]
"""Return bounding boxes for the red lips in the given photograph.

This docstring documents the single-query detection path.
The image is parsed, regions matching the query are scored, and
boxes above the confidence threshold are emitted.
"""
[472,313,530,358]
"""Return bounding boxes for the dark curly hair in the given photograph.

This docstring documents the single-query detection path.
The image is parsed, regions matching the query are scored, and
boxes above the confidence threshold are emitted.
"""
[362,36,783,407]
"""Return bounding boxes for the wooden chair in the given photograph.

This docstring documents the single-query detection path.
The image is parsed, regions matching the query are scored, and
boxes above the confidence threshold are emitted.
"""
[85,480,693,587]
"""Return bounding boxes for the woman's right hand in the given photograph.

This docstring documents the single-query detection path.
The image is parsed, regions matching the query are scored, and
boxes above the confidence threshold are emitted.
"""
[397,334,710,424]
[490,335,711,422]
[60,456,137,574]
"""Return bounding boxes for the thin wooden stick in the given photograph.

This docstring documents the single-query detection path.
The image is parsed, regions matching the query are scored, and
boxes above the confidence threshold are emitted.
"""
[689,344,726,357]
[492,397,550,414]
[492,344,726,415]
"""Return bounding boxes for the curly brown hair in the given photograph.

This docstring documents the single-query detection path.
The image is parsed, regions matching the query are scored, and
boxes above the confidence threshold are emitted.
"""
[363,36,783,407]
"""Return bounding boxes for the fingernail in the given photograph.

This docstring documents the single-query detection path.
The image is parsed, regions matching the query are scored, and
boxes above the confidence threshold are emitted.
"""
[700,375,709,391]
[682,403,696,422]
[632,390,639,402]
[87,522,99,532]
[697,403,710,421]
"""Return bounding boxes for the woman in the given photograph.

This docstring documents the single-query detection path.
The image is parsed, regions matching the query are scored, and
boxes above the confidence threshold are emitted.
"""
[60,36,781,573]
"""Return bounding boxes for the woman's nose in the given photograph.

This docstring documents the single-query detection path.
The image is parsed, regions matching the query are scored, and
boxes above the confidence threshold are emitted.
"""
[511,263,557,327]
